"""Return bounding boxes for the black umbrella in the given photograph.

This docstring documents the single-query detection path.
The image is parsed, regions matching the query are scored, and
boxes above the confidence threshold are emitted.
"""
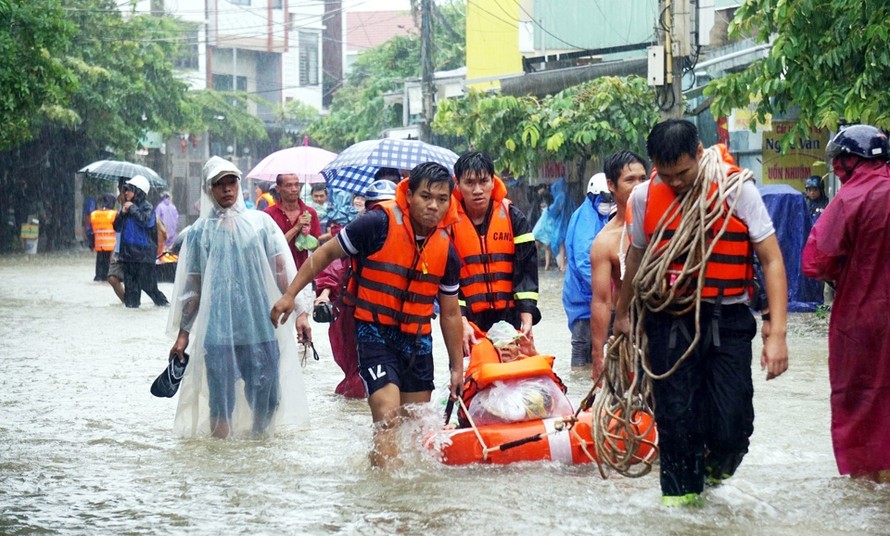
[78,160,167,188]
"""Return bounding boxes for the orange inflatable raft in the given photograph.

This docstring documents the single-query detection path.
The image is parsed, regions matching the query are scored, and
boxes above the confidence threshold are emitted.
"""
[429,326,658,466]
[425,409,657,466]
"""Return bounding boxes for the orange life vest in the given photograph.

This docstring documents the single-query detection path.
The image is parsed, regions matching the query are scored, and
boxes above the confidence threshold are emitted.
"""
[460,329,567,421]
[90,209,117,252]
[643,146,753,299]
[451,176,516,313]
[257,192,276,208]
[346,180,456,336]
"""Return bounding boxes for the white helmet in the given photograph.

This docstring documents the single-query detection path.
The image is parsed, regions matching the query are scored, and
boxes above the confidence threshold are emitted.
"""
[587,172,608,195]
[365,179,397,202]
[126,175,151,195]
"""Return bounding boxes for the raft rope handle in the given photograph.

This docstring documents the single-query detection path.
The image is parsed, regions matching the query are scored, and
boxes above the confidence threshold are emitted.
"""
[456,396,581,460]
[480,416,577,457]
[456,395,491,459]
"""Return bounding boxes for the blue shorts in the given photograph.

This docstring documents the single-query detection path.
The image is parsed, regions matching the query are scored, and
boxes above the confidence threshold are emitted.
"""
[357,340,435,396]
[204,341,280,422]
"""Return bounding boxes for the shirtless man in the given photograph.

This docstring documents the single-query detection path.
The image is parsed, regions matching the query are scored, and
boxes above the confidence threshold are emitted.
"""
[589,151,648,382]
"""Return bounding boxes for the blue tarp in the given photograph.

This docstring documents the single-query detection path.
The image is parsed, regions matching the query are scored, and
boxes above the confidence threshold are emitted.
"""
[758,184,824,312]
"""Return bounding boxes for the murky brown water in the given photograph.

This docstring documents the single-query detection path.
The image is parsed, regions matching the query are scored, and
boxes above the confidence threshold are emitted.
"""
[1,253,887,534]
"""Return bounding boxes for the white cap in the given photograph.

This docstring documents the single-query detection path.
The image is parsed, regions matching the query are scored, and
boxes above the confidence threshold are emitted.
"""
[202,156,241,190]
[587,172,608,195]
[126,175,151,195]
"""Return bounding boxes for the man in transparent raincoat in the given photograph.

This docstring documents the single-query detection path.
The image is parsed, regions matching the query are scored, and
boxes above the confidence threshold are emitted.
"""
[166,156,313,439]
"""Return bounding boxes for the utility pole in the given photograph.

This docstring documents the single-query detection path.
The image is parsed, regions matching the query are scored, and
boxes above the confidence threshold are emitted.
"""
[420,0,434,142]
[650,0,691,119]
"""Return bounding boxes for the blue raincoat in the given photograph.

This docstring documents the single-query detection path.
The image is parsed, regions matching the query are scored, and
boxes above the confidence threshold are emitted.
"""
[562,193,610,328]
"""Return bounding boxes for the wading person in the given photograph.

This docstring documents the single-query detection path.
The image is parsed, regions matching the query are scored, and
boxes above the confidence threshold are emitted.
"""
[804,175,829,224]
[90,193,118,282]
[113,175,168,308]
[450,151,540,356]
[562,172,613,371]
[167,156,312,439]
[312,179,398,399]
[614,119,789,506]
[265,173,321,269]
[802,124,890,483]
[588,151,647,382]
[270,163,464,467]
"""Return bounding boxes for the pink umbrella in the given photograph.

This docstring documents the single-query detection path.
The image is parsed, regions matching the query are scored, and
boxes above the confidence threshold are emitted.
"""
[246,146,337,183]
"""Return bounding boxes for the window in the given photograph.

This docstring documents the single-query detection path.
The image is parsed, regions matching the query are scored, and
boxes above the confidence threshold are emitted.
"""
[229,0,250,5]
[174,27,199,70]
[298,31,319,86]
[212,74,247,92]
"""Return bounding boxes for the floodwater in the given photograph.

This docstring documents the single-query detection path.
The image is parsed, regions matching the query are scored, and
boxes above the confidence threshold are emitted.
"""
[1,252,888,535]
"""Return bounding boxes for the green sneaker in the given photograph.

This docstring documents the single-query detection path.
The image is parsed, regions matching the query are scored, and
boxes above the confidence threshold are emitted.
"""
[705,466,732,487]
[661,493,703,507]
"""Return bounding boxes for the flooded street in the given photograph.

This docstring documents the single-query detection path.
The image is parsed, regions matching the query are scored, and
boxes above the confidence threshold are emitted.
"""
[1,252,888,535]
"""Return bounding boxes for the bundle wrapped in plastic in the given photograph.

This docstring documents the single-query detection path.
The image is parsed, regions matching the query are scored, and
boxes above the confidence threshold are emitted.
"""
[466,376,573,426]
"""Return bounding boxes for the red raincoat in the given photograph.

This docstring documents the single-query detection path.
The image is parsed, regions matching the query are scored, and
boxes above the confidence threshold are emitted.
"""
[802,159,890,476]
[314,257,365,398]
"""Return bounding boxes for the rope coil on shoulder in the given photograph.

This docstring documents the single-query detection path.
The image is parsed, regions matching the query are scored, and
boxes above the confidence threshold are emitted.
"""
[634,146,751,380]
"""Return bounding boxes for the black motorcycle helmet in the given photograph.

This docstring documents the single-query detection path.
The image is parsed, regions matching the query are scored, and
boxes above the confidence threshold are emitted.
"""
[825,125,890,161]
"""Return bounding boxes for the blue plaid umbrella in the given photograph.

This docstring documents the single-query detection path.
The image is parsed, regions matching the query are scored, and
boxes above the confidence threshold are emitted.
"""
[321,138,459,195]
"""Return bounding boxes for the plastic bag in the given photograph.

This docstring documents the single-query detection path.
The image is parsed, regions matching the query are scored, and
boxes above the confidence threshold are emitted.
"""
[294,231,318,251]
[466,376,573,426]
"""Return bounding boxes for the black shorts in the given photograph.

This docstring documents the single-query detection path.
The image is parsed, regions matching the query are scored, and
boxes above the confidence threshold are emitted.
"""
[357,341,435,396]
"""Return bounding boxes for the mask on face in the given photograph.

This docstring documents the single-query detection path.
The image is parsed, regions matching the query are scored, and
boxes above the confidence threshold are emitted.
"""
[597,201,613,217]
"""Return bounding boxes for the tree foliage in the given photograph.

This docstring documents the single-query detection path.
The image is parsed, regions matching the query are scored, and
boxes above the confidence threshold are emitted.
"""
[0,0,198,252]
[310,1,465,150]
[706,0,890,146]
[61,3,192,155]
[274,99,320,149]
[433,76,659,177]
[183,90,269,147]
[0,0,76,150]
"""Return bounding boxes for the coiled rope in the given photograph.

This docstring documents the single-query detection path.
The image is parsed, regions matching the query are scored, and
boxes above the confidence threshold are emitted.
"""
[587,145,752,477]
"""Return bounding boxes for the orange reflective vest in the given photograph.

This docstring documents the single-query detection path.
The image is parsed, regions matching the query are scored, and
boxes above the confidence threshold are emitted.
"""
[643,147,753,299]
[90,209,117,252]
[257,192,276,208]
[451,177,516,313]
[345,183,453,337]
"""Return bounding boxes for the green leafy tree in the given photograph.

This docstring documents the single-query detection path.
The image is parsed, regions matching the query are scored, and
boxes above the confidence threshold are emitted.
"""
[434,76,658,178]
[706,0,890,146]
[0,0,195,251]
[309,36,418,150]
[62,5,191,154]
[274,99,320,149]
[433,90,540,175]
[183,90,270,148]
[0,0,76,150]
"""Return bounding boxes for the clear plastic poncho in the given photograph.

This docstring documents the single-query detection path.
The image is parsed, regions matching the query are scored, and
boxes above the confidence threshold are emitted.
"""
[166,156,313,438]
